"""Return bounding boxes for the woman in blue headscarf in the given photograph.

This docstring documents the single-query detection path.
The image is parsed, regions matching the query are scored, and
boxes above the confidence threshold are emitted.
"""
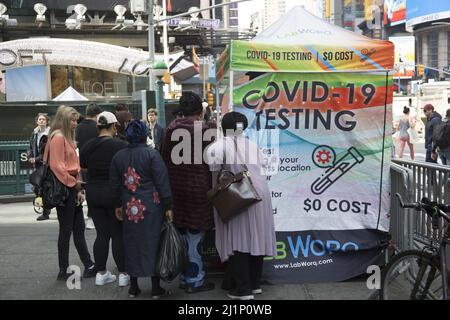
[110,120,173,298]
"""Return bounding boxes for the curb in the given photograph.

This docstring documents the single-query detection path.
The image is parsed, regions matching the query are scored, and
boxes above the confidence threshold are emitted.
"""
[0,194,34,204]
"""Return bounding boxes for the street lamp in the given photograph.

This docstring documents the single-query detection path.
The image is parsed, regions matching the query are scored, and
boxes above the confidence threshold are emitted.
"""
[152,60,168,126]
[34,3,47,24]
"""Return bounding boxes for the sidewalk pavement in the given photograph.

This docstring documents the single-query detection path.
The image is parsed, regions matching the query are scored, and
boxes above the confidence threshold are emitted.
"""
[0,202,376,300]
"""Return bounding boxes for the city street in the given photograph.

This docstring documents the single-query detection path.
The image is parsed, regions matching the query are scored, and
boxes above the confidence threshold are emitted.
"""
[0,0,448,303]
[0,201,374,300]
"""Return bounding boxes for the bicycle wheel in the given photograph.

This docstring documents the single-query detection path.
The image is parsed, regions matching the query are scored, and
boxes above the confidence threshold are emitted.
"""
[381,250,444,300]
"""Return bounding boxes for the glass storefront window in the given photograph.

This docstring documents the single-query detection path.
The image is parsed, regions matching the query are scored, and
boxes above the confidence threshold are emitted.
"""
[50,65,147,99]
[427,33,438,68]
[448,32,450,69]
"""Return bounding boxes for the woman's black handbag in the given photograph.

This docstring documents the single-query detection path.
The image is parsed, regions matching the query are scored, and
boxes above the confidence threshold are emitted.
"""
[29,136,69,209]
[40,165,69,209]
[29,165,46,188]
[206,137,261,222]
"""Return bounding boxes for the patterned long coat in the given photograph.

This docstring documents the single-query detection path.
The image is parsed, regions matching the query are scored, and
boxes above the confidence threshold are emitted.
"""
[110,143,172,277]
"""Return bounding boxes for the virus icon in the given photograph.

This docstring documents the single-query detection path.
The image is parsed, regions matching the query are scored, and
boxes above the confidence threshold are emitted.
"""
[316,150,332,164]
[312,145,336,168]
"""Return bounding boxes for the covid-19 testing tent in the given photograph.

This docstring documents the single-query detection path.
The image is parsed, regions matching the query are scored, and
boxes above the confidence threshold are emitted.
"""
[216,6,394,283]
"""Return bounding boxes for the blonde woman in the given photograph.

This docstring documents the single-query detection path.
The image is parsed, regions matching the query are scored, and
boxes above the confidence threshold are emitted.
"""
[45,106,95,281]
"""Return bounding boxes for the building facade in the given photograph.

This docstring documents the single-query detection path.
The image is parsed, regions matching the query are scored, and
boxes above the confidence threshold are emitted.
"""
[406,0,450,81]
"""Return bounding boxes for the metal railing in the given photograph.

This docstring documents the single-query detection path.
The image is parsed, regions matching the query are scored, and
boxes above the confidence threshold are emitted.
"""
[392,159,450,248]
[389,162,414,252]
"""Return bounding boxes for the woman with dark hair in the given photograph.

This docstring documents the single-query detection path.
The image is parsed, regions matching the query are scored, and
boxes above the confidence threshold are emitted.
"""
[29,113,51,221]
[162,91,215,293]
[398,106,415,160]
[114,110,133,141]
[45,106,95,280]
[110,120,173,298]
[205,111,276,300]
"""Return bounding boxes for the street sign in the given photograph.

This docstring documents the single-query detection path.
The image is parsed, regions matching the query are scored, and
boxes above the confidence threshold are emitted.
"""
[197,18,220,29]
[165,17,220,29]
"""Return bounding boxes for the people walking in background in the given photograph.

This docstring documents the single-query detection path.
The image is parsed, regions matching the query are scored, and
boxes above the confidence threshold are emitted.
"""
[45,106,95,281]
[162,91,215,294]
[423,104,442,163]
[110,120,173,298]
[80,112,128,287]
[432,108,450,165]
[76,102,103,230]
[147,108,165,152]
[29,113,51,221]
[205,111,276,300]
[397,106,415,160]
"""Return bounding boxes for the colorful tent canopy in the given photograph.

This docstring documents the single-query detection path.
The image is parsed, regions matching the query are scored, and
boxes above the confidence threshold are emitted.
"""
[216,6,394,80]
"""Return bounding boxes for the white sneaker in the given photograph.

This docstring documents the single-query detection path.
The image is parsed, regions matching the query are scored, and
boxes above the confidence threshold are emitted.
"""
[252,288,263,294]
[227,293,255,300]
[95,271,116,286]
[86,218,95,230]
[118,274,130,287]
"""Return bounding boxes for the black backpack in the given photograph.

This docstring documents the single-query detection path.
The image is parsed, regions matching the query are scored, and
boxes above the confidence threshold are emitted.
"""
[432,121,450,149]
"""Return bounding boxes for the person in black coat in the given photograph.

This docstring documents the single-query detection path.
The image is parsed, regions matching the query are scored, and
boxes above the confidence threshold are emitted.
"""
[147,108,165,152]
[29,113,51,221]
[423,104,442,163]
[76,102,102,229]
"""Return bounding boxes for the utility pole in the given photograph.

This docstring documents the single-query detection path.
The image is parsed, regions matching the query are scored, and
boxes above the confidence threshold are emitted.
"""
[148,0,155,91]
[223,0,230,29]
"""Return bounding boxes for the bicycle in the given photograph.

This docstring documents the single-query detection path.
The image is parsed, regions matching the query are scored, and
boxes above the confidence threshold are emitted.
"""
[380,193,450,300]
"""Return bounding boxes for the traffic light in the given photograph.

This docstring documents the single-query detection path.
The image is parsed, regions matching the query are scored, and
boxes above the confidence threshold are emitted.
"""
[207,91,214,107]
[417,64,424,77]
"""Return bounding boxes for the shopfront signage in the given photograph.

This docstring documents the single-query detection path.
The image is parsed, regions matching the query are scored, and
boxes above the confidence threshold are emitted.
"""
[0,38,168,76]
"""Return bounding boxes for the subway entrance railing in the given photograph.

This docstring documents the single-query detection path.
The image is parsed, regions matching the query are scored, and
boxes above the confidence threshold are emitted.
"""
[0,141,34,196]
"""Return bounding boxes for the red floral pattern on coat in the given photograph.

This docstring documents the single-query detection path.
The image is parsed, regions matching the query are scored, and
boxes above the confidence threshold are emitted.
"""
[126,197,146,223]
[153,192,160,204]
[124,167,141,192]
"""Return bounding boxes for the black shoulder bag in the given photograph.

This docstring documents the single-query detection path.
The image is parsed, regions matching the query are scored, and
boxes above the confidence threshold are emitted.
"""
[30,135,69,209]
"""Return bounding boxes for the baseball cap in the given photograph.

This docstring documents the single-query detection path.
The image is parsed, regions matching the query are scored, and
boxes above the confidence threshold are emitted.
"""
[97,111,118,126]
[423,104,434,111]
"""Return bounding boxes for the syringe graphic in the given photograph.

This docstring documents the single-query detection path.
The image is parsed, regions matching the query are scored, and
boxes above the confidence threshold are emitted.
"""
[311,147,364,195]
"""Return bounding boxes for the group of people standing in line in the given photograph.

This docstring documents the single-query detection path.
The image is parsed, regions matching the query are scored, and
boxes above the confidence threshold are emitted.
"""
[28,91,276,300]
[393,101,450,165]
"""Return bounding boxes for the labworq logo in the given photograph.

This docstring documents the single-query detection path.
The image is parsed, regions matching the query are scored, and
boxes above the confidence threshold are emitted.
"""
[360,48,377,62]
[268,234,360,260]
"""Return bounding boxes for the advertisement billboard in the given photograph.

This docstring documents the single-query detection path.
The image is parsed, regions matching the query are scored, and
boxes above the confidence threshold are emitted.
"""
[406,0,450,28]
[384,0,406,26]
[389,36,415,79]
[5,65,50,102]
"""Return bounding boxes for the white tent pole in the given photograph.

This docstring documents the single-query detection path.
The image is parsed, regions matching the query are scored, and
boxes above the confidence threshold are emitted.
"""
[229,70,234,112]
